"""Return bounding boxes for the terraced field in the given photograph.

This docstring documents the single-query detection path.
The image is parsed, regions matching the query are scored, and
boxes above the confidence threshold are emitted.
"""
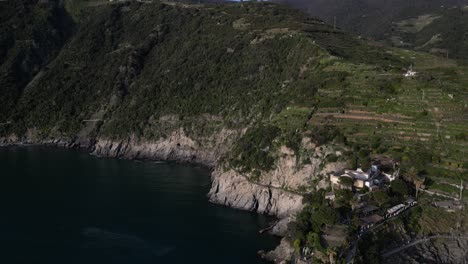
[310,48,468,188]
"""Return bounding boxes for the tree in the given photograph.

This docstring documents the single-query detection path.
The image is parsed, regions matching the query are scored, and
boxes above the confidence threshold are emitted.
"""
[293,238,301,254]
[311,205,339,230]
[350,196,360,210]
[390,179,409,196]
[339,176,354,188]
[405,166,418,182]
[335,189,354,208]
[306,232,324,251]
[303,190,325,209]
[360,157,372,171]
[372,191,390,207]
[348,155,358,169]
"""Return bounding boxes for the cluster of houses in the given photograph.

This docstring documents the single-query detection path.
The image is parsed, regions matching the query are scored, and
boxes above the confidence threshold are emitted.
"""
[329,165,398,192]
[357,198,417,231]
[326,165,421,232]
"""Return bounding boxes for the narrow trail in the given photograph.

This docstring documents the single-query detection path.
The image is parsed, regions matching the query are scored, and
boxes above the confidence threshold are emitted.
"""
[420,189,458,200]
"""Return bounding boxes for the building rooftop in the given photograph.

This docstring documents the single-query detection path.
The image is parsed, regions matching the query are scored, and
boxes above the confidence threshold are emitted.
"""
[361,205,379,214]
[387,204,405,214]
[361,214,384,224]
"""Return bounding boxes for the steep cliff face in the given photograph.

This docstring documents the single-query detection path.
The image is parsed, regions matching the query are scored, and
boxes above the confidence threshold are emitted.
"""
[0,126,239,167]
[254,143,347,191]
[92,128,240,167]
[209,142,347,216]
[208,168,304,217]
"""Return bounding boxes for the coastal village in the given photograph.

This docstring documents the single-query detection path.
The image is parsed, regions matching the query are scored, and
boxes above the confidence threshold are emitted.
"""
[291,161,466,264]
[328,165,418,232]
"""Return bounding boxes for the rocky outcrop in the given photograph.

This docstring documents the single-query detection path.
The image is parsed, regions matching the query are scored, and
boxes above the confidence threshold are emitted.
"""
[208,140,347,218]
[92,129,223,167]
[269,216,294,237]
[1,127,345,222]
[259,238,299,264]
[255,143,347,192]
[1,127,239,168]
[383,236,468,264]
[208,168,304,217]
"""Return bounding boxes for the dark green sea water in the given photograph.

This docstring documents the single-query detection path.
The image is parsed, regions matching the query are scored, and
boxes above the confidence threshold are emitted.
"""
[0,146,279,264]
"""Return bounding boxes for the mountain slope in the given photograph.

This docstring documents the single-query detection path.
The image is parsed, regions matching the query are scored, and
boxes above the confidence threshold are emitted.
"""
[0,0,74,121]
[1,0,467,189]
[277,0,468,62]
[390,6,468,62]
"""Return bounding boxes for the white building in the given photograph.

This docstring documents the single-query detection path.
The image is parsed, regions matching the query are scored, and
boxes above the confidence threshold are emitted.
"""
[404,65,417,78]
[330,165,391,191]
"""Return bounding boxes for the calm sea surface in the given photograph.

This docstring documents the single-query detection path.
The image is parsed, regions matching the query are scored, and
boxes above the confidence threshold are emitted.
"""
[0,146,279,264]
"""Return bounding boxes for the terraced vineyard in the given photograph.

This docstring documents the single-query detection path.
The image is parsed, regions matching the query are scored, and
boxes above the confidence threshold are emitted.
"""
[309,48,468,189]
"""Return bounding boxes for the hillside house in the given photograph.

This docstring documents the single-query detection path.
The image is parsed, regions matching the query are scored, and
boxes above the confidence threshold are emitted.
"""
[330,165,391,191]
[358,205,379,216]
[359,214,384,230]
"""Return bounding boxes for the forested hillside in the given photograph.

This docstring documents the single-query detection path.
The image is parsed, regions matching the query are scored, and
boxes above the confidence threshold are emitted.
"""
[0,0,74,121]
[276,0,468,62]
[389,6,468,62]
[1,0,467,183]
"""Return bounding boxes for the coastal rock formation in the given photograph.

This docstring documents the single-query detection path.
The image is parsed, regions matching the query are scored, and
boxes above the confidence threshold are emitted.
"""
[208,168,304,217]
[92,128,239,167]
[1,126,347,225]
[260,238,296,264]
[208,143,347,217]
[256,144,347,191]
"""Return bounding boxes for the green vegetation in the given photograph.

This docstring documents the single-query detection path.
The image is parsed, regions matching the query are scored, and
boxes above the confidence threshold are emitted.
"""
[393,7,468,63]
[0,0,74,122]
[372,191,391,207]
[4,2,465,182]
[286,0,468,63]
[229,125,280,173]
[290,202,339,249]
[338,176,353,188]
[390,179,409,197]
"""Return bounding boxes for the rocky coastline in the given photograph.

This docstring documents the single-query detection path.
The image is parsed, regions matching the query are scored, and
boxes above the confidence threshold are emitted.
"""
[0,131,322,263]
[0,132,305,217]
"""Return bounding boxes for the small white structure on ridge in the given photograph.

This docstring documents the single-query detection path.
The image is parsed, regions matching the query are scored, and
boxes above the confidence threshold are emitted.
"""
[404,65,417,78]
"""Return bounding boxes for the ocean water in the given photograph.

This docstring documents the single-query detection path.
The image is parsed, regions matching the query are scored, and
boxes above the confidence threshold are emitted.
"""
[0,146,279,264]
